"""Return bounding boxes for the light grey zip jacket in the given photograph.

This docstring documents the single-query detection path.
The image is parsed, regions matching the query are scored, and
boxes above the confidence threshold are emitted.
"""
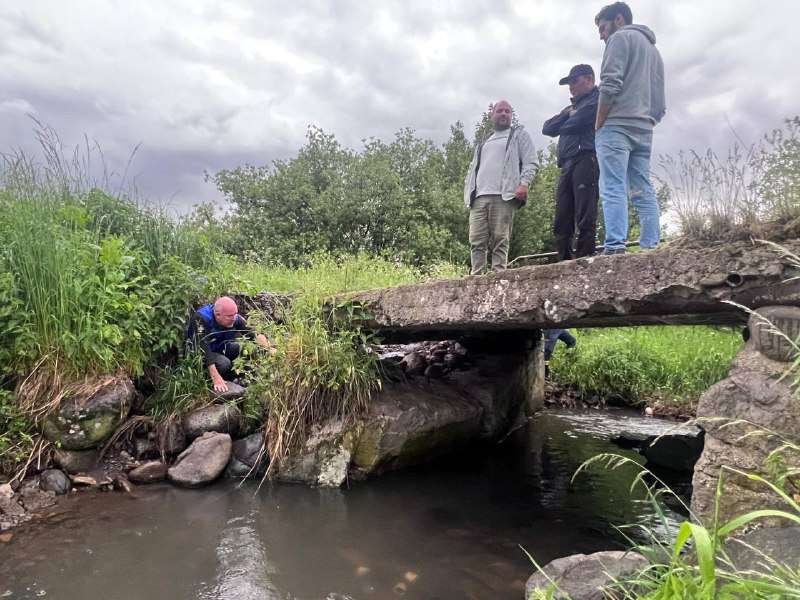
[463,126,537,208]
[599,24,666,131]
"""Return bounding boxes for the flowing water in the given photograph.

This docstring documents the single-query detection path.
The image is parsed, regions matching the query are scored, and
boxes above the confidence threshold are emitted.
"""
[0,409,690,599]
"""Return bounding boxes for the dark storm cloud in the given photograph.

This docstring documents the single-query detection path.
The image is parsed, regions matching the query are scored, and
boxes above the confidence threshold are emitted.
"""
[1,1,799,213]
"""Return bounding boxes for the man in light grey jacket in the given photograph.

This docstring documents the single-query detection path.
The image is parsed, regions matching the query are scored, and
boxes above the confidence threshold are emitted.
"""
[463,100,537,275]
[594,2,665,254]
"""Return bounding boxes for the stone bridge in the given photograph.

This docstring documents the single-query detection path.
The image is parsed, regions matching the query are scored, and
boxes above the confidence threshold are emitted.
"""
[342,239,800,339]
[337,239,800,524]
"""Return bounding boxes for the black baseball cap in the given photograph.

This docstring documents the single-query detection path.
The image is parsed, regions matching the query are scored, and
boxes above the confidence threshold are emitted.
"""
[559,64,594,85]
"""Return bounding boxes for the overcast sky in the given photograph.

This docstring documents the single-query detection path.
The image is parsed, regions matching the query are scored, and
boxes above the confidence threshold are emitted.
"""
[2,1,798,213]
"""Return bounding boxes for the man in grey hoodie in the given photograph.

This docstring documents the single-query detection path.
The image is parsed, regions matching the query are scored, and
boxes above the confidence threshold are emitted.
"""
[594,2,665,254]
[463,100,537,275]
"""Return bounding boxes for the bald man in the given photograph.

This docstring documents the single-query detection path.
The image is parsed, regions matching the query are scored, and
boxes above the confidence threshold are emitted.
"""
[463,100,537,274]
[188,296,271,393]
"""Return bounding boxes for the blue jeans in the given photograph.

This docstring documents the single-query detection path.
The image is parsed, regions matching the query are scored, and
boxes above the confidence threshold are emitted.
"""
[596,125,660,251]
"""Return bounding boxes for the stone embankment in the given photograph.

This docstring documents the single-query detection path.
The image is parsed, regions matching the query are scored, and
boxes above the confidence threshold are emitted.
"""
[691,305,800,524]
[1,337,540,531]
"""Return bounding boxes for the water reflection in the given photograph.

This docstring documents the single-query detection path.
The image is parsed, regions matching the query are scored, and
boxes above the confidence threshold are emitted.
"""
[0,409,687,599]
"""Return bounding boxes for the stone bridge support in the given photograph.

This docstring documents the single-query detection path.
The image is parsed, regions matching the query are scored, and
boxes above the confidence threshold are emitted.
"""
[691,306,800,525]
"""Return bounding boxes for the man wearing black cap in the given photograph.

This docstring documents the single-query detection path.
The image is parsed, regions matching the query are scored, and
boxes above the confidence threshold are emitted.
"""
[542,64,600,261]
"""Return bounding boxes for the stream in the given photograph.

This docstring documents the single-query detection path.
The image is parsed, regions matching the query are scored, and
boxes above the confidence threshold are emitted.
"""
[0,409,690,599]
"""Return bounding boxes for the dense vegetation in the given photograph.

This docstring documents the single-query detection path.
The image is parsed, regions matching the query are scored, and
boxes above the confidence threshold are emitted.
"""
[549,326,744,409]
[0,115,798,481]
[0,110,798,599]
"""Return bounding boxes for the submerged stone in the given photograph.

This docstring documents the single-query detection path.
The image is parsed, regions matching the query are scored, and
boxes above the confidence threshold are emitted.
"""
[525,551,648,600]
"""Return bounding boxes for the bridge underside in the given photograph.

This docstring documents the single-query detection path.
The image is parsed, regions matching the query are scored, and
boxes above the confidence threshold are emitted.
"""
[339,240,800,343]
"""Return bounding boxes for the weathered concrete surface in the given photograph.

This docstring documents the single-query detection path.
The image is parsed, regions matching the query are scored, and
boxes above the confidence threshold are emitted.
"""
[339,240,800,340]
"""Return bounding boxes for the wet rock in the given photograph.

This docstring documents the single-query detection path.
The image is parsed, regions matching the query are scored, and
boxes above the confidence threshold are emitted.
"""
[611,426,704,473]
[212,381,246,401]
[0,490,25,517]
[642,432,704,472]
[157,418,186,456]
[233,432,266,467]
[226,432,267,478]
[168,432,232,487]
[42,375,134,450]
[53,448,99,474]
[128,461,168,484]
[377,356,405,382]
[39,469,71,495]
[183,404,242,440]
[525,551,648,600]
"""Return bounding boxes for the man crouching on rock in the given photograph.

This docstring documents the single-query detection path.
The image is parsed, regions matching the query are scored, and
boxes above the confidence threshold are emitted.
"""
[188,296,272,393]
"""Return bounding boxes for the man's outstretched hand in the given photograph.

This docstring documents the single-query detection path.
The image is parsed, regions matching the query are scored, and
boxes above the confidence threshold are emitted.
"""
[212,375,229,393]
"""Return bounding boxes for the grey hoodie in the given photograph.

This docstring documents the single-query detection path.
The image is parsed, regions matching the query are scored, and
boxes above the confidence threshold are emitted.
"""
[599,24,666,131]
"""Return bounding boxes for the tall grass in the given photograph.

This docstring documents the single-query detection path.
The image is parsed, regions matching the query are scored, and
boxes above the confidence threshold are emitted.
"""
[237,296,381,475]
[0,128,218,418]
[550,326,743,407]
[232,252,465,296]
[657,116,800,240]
[552,448,800,600]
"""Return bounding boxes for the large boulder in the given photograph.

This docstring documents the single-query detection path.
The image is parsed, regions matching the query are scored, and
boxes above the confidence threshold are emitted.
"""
[167,432,231,487]
[350,380,484,475]
[183,403,242,440]
[525,551,648,600]
[42,375,134,450]
[276,354,528,486]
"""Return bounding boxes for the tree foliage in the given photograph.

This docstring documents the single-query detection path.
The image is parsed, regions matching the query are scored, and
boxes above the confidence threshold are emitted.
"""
[209,119,558,267]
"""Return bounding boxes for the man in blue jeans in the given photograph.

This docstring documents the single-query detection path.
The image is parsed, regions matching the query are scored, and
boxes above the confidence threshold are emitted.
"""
[594,2,665,255]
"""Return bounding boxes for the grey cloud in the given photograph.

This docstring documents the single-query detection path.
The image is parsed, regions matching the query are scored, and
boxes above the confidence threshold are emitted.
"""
[1,0,799,214]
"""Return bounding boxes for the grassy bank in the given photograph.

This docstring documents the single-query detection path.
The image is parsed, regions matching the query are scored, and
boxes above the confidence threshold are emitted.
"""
[549,326,744,409]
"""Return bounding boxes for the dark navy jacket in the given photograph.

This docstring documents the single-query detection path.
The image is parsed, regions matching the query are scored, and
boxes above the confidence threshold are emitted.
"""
[187,304,254,366]
[542,87,599,168]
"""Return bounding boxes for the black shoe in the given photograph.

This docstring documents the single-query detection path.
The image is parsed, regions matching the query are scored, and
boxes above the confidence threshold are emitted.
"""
[601,248,626,256]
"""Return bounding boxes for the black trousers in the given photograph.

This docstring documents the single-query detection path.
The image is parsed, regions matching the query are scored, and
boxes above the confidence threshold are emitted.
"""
[208,342,241,380]
[554,153,599,261]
